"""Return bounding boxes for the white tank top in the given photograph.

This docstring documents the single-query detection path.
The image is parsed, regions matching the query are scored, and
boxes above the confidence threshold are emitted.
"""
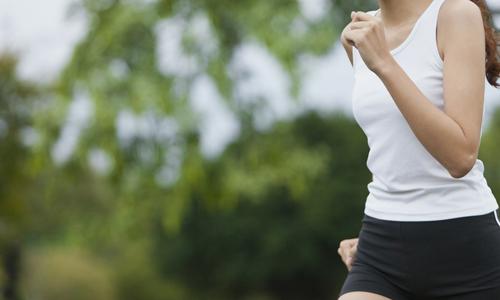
[351,0,499,221]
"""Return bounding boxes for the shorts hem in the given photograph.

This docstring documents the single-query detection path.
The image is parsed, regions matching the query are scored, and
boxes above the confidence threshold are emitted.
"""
[339,286,404,300]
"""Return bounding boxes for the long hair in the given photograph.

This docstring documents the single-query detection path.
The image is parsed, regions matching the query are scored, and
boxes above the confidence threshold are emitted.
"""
[470,0,500,87]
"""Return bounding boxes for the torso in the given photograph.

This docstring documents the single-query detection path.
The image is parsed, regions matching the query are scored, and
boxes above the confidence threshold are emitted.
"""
[349,0,499,221]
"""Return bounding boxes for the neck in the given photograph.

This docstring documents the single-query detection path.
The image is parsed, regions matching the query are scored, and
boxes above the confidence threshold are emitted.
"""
[377,0,434,27]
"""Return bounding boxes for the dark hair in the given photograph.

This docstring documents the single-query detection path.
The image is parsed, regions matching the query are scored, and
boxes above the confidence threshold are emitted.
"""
[470,0,500,87]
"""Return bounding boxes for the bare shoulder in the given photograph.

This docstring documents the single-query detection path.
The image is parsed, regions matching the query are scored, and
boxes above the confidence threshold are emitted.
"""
[438,0,483,31]
[437,0,484,58]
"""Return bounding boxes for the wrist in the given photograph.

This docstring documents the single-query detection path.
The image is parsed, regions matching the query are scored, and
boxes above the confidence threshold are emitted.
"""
[372,55,398,77]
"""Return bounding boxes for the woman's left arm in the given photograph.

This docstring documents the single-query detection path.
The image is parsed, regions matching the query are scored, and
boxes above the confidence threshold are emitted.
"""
[348,2,486,178]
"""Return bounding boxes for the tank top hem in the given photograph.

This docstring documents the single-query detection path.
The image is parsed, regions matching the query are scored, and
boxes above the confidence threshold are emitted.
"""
[364,201,499,222]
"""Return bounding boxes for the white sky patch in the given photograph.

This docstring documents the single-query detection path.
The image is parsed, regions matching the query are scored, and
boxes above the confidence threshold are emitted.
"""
[116,110,137,147]
[0,0,88,84]
[156,144,183,187]
[51,89,94,165]
[488,0,500,9]
[115,109,180,149]
[297,0,331,22]
[483,0,500,28]
[88,148,113,176]
[228,39,300,131]
[154,11,217,79]
[189,74,240,159]
[289,16,309,37]
[155,16,198,78]
[483,1,500,130]
[109,58,130,80]
[298,41,354,117]
[115,109,183,183]
[494,16,500,28]
[19,126,40,147]
[484,80,500,130]
[187,11,219,60]
[122,0,159,8]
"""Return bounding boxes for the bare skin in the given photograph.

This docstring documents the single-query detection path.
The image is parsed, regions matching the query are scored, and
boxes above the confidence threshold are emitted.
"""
[339,0,486,299]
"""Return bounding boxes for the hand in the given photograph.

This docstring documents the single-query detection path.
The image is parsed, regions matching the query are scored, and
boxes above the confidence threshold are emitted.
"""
[340,16,357,48]
[337,237,359,271]
[343,11,393,73]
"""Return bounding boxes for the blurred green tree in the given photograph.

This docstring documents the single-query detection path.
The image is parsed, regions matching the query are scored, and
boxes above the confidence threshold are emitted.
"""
[153,111,370,299]
[0,53,40,300]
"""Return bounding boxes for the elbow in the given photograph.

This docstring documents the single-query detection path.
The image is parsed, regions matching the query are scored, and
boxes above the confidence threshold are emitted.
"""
[449,167,471,179]
[448,152,476,179]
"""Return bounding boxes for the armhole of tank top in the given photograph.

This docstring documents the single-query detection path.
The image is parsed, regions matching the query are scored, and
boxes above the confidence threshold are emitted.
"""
[431,0,446,69]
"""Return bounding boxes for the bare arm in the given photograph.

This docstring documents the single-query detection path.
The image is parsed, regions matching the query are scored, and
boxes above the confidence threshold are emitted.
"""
[372,0,485,178]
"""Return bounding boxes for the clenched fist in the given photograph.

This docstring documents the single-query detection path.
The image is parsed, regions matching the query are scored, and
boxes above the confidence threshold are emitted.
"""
[337,237,359,271]
[342,10,393,74]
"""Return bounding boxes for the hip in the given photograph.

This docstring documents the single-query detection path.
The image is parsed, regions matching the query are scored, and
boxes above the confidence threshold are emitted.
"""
[355,209,500,296]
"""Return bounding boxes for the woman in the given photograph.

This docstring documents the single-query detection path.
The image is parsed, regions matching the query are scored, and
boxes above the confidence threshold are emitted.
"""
[337,0,500,299]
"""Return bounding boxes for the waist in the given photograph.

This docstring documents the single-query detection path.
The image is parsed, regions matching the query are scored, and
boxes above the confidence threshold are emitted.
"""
[364,184,499,221]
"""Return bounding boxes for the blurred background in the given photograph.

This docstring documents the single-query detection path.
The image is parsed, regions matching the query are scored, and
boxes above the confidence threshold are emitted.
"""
[0,0,499,299]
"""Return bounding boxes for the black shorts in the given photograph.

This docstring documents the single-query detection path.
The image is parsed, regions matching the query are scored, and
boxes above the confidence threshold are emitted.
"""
[339,208,500,300]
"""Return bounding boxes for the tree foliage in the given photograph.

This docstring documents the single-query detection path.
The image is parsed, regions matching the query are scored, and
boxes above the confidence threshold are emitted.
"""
[1,0,498,298]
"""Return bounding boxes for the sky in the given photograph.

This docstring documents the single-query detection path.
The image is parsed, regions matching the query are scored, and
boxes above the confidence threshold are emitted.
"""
[0,0,88,83]
[1,0,500,165]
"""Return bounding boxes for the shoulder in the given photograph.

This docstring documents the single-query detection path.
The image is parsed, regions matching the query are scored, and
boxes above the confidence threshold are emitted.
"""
[437,0,484,53]
[439,0,483,29]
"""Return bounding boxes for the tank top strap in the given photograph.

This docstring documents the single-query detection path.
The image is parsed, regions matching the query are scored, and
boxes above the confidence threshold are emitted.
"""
[411,0,446,67]
[416,0,447,36]
[414,0,446,62]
